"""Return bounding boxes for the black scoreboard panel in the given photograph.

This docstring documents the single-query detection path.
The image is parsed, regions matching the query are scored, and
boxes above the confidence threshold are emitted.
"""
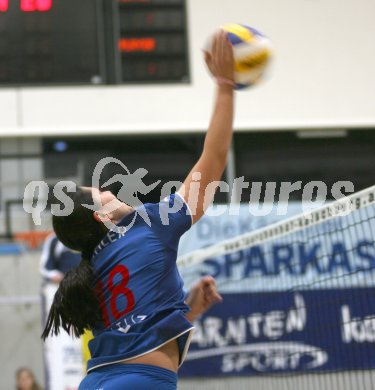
[0,0,189,86]
[0,0,105,85]
[115,0,189,83]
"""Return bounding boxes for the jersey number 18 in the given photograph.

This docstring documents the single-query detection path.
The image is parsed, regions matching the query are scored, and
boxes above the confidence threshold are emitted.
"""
[96,264,135,328]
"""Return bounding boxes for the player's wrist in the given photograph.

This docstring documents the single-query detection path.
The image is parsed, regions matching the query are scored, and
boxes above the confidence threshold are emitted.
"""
[216,76,235,89]
[217,84,235,96]
[185,308,202,322]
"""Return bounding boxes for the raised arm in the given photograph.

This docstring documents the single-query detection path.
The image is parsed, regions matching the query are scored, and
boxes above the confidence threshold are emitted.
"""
[178,30,235,224]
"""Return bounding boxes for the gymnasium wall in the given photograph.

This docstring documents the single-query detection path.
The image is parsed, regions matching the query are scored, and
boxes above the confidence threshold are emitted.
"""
[0,252,44,390]
[0,0,375,137]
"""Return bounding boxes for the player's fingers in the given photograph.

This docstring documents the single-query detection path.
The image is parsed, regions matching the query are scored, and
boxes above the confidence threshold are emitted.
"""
[211,32,219,59]
[201,275,215,284]
[219,31,230,61]
[210,287,223,301]
[215,31,221,59]
[203,51,214,74]
[212,31,221,69]
[201,276,216,292]
[209,290,223,303]
[223,34,233,62]
[202,278,222,303]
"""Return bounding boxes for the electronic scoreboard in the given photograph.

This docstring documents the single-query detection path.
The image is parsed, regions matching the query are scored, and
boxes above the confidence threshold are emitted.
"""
[0,0,189,86]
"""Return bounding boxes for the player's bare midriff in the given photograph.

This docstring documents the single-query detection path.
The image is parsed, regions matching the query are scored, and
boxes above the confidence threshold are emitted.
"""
[121,339,180,373]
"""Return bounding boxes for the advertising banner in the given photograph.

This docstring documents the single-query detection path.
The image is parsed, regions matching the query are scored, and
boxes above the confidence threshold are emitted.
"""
[180,289,375,376]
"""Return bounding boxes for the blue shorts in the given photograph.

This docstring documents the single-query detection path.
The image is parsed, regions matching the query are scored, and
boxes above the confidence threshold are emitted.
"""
[79,363,177,390]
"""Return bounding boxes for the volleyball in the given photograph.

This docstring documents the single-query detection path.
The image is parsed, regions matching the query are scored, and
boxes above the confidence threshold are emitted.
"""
[206,24,273,90]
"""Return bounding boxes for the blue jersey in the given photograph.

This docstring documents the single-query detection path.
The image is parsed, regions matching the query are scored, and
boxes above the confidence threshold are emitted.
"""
[87,193,194,372]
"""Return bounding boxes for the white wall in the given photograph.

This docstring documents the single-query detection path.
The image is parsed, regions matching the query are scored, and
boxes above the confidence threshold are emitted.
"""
[0,90,18,130]
[0,0,374,137]
[0,252,44,390]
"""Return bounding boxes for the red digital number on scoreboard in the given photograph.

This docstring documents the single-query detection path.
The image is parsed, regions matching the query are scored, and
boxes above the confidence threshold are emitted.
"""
[0,0,8,12]
[0,0,53,12]
[119,38,156,53]
[21,0,52,12]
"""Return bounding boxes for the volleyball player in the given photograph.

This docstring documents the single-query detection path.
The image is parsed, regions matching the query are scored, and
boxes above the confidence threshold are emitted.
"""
[42,30,235,389]
[40,234,84,389]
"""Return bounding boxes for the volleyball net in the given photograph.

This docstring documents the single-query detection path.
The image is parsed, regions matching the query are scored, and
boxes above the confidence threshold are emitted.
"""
[177,185,375,379]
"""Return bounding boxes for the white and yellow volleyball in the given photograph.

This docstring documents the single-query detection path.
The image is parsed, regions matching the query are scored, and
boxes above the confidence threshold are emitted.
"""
[206,24,273,90]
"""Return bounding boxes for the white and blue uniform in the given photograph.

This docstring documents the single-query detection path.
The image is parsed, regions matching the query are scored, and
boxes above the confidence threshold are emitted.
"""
[86,193,194,377]
[40,236,84,390]
[40,234,81,281]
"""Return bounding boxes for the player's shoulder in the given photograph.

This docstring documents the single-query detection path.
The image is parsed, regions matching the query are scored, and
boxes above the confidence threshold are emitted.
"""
[145,193,189,217]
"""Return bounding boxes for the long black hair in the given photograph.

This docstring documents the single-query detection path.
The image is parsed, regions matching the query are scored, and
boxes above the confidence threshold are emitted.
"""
[41,187,107,339]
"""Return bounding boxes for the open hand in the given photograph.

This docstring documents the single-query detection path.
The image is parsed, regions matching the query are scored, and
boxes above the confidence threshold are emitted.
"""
[204,30,234,82]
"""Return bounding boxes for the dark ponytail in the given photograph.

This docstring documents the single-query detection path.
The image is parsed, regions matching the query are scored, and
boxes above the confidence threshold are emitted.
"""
[42,187,107,340]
